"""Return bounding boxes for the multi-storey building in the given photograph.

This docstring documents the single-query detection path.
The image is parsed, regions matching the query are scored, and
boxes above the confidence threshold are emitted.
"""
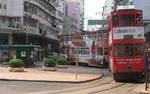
[63,1,80,33]
[63,0,84,33]
[0,0,63,48]
[56,0,64,34]
[78,0,84,31]
[102,0,114,20]
[0,0,64,65]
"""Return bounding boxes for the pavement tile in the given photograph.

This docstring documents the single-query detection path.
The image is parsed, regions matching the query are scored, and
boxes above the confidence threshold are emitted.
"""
[133,84,150,94]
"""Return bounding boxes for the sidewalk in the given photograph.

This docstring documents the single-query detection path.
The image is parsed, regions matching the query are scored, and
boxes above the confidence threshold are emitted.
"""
[0,66,102,83]
[133,84,150,94]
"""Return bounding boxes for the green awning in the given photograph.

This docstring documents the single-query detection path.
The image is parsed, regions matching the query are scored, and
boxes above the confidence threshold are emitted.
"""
[0,45,41,49]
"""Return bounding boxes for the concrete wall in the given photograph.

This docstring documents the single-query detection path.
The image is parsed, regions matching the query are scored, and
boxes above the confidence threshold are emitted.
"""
[0,0,24,16]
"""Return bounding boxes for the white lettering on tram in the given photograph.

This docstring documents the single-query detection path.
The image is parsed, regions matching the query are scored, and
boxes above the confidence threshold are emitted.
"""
[115,58,142,64]
[116,62,141,64]
[113,27,144,39]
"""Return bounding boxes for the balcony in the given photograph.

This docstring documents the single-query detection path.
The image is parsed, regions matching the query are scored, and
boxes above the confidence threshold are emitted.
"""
[0,24,22,31]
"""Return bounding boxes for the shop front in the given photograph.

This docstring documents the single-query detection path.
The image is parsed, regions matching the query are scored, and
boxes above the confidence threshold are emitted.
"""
[0,45,40,67]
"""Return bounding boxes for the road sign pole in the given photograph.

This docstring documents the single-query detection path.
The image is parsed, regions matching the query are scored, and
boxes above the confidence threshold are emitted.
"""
[76,47,78,79]
[72,32,82,79]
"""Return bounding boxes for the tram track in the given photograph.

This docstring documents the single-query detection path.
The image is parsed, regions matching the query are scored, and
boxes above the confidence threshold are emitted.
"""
[25,73,132,94]
[41,76,114,94]
[25,74,114,94]
[39,75,128,94]
[59,81,127,94]
[88,83,126,94]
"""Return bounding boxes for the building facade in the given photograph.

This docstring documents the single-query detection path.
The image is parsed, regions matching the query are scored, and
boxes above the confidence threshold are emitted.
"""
[63,1,80,33]
[56,0,64,34]
[0,0,64,65]
[63,0,84,33]
[0,0,63,48]
[78,0,84,31]
[102,0,114,20]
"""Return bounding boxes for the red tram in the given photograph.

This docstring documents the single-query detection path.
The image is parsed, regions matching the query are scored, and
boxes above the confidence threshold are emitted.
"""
[108,9,145,81]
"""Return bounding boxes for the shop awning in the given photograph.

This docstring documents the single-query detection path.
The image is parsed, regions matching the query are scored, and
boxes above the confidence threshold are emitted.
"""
[0,45,41,49]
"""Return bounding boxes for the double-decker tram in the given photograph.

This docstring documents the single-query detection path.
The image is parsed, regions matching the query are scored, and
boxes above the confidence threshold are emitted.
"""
[59,31,109,67]
[108,9,145,81]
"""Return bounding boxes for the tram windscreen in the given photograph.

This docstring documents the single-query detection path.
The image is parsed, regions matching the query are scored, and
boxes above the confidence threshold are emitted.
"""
[112,15,119,27]
[125,44,134,57]
[121,14,134,26]
[114,44,123,57]
[114,44,144,57]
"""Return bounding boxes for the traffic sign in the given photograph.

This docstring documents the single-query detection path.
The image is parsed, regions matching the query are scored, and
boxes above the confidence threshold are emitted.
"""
[72,32,83,47]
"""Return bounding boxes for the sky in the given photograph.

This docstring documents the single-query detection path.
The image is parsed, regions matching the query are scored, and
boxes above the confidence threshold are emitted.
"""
[84,0,105,30]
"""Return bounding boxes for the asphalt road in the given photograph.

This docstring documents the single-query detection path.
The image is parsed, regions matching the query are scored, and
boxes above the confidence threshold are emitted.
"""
[0,66,144,94]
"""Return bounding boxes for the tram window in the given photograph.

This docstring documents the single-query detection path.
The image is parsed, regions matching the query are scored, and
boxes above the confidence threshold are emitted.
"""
[125,44,134,57]
[114,45,123,57]
[136,14,142,26]
[97,47,103,55]
[112,15,119,27]
[121,14,134,26]
[135,44,144,56]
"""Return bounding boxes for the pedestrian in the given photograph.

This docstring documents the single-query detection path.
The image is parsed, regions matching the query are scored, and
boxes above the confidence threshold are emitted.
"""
[103,56,108,68]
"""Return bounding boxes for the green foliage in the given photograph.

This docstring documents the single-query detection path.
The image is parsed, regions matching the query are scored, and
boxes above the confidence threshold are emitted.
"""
[57,58,69,65]
[43,58,56,67]
[49,56,59,63]
[9,59,24,68]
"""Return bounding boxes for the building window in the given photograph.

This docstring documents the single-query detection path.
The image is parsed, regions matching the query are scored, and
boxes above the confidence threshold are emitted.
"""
[0,4,2,9]
[130,1,133,5]
[4,4,6,9]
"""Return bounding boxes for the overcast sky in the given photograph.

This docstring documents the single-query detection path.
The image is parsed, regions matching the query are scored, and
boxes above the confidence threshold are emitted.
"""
[84,0,105,30]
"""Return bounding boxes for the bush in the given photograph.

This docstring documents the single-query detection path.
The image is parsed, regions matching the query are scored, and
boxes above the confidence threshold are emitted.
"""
[43,58,56,67]
[57,58,69,65]
[48,56,59,63]
[9,59,24,68]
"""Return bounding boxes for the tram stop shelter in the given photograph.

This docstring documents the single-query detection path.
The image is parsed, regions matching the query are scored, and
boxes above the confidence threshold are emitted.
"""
[0,45,41,67]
